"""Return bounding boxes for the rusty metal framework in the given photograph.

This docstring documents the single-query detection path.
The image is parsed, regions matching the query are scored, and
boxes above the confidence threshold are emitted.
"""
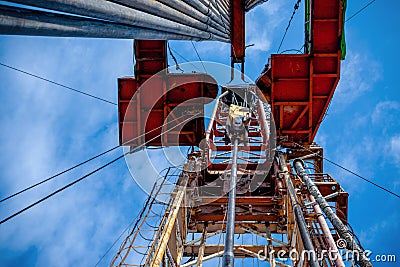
[256,0,345,144]
[0,0,373,266]
[111,85,370,266]
[110,148,357,267]
[111,0,371,265]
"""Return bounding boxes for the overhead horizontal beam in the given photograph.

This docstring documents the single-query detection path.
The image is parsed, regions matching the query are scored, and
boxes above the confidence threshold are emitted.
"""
[192,214,278,222]
[198,196,277,205]
[188,222,279,234]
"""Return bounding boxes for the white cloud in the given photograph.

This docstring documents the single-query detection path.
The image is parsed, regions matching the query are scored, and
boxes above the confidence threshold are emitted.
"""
[0,35,193,267]
[245,0,287,54]
[259,0,282,16]
[331,151,363,193]
[0,2,397,265]
[358,212,399,247]
[314,132,327,148]
[389,135,400,164]
[371,100,400,124]
[193,41,230,56]
[335,52,382,105]
[0,37,142,266]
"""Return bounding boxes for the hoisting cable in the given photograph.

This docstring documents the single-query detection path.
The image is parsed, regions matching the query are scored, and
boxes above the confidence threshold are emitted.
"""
[290,141,400,199]
[167,43,184,73]
[0,153,126,225]
[0,145,119,203]
[0,112,200,225]
[167,45,202,72]
[191,41,207,73]
[0,62,117,106]
[276,0,302,53]
[0,112,191,203]
[346,0,376,22]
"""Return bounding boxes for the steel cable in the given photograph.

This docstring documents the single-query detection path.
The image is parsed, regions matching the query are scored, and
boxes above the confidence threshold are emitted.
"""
[0,62,117,105]
[346,0,376,22]
[0,113,191,203]
[290,141,400,199]
[0,112,200,225]
[276,0,302,53]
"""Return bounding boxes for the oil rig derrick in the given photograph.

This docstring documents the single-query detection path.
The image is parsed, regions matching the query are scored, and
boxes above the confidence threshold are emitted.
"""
[113,0,372,265]
[113,82,370,266]
[0,0,374,266]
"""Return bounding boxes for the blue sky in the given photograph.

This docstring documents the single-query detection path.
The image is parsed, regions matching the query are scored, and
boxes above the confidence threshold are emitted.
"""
[0,0,399,266]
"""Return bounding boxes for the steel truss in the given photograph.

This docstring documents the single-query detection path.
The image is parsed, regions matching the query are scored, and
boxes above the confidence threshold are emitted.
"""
[112,86,370,267]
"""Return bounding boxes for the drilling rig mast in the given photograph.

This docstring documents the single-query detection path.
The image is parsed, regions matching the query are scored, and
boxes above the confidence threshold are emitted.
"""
[113,0,372,266]
[0,0,373,266]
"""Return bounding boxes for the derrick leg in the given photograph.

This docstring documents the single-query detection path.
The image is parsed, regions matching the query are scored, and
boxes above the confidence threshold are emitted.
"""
[294,159,373,267]
[278,154,319,267]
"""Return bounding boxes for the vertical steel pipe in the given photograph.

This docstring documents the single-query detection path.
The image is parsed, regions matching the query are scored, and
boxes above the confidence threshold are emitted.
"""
[206,91,229,143]
[278,154,319,267]
[7,0,227,41]
[293,159,373,267]
[258,99,270,145]
[156,0,229,34]
[222,0,231,10]
[110,0,229,39]
[216,0,230,15]
[222,138,239,267]
[207,0,229,29]
[0,5,203,40]
[199,0,230,23]
[180,0,230,27]
[308,194,345,267]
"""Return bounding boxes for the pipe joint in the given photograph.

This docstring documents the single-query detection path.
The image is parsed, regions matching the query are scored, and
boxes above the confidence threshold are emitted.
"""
[293,158,305,168]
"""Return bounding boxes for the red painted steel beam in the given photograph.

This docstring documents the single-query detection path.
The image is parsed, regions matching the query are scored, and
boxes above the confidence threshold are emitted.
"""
[230,0,245,64]
[199,196,277,205]
[193,214,278,222]
[118,40,218,147]
[256,0,344,145]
